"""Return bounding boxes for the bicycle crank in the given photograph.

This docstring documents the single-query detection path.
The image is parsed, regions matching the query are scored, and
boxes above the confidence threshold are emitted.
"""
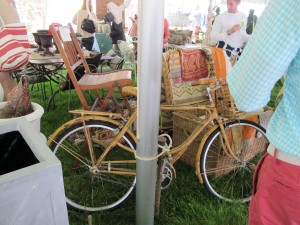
[161,161,176,190]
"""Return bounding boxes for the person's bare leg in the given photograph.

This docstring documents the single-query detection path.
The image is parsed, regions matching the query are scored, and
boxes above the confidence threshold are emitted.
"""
[0,72,17,100]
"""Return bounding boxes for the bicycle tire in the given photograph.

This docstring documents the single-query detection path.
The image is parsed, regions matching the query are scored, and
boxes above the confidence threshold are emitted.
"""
[49,120,136,212]
[200,119,269,202]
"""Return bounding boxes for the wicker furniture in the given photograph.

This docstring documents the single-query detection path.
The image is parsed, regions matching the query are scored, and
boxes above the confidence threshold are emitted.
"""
[160,47,216,130]
[173,110,214,167]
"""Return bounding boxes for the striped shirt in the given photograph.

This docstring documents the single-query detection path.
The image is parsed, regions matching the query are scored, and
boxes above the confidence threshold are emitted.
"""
[227,0,300,157]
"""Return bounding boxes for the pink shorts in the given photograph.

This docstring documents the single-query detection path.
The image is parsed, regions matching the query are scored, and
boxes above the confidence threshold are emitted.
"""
[248,151,300,225]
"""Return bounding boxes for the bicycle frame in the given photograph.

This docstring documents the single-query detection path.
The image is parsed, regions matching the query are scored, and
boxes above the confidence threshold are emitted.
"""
[48,75,272,208]
[47,101,241,184]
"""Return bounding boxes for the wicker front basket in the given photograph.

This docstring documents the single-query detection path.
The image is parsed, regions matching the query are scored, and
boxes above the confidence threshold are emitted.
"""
[215,84,244,118]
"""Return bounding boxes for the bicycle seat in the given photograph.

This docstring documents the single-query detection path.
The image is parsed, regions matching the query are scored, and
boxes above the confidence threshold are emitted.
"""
[122,86,137,97]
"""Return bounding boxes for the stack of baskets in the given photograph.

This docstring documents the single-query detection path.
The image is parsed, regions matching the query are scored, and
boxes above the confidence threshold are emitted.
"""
[172,110,236,177]
[172,110,214,167]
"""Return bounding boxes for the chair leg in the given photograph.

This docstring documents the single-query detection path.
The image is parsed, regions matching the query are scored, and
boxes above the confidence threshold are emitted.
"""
[77,90,90,110]
[99,88,115,111]
[111,95,122,114]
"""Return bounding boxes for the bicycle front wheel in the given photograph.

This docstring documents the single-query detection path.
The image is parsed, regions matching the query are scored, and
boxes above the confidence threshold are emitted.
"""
[49,120,136,212]
[200,119,269,202]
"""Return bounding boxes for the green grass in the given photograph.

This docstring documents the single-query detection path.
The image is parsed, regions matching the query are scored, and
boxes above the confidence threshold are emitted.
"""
[29,73,249,225]
[63,161,249,225]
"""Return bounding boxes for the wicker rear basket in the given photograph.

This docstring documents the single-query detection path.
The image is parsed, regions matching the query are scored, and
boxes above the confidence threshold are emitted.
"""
[215,84,244,118]
[173,110,214,167]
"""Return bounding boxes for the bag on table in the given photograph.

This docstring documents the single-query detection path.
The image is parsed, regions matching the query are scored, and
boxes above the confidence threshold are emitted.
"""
[0,75,33,119]
[0,15,31,72]
[81,15,96,34]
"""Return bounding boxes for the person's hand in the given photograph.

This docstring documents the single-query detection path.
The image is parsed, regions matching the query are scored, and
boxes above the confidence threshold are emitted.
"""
[227,24,241,35]
[106,33,110,38]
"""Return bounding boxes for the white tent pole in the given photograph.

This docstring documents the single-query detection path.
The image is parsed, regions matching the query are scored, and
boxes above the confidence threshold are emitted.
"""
[136,0,165,224]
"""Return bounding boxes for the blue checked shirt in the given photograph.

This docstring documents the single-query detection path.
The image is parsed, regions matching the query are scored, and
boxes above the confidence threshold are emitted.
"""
[227,0,300,157]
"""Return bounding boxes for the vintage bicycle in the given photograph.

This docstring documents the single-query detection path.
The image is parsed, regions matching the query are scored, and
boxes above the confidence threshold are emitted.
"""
[47,77,269,212]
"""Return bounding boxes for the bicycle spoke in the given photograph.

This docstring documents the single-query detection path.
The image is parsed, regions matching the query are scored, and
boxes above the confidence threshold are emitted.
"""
[50,120,136,211]
[200,120,269,202]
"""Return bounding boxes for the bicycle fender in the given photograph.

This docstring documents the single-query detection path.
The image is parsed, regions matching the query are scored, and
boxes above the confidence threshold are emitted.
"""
[47,115,137,146]
[195,123,220,184]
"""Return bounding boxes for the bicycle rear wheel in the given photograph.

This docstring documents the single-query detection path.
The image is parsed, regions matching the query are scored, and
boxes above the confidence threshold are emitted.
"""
[200,119,269,202]
[49,120,136,212]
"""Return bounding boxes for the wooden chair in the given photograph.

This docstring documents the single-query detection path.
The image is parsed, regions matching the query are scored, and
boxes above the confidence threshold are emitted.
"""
[49,23,132,113]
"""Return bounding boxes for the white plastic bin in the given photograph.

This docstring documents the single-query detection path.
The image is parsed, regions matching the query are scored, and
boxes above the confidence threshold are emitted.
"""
[0,118,69,225]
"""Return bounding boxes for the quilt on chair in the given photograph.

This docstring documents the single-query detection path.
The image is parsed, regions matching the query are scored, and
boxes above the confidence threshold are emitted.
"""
[162,48,215,106]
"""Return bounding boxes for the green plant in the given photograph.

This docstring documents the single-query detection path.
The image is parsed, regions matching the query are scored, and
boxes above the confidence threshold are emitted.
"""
[268,77,284,109]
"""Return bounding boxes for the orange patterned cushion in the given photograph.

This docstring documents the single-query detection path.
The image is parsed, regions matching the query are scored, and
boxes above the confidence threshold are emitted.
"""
[180,49,209,82]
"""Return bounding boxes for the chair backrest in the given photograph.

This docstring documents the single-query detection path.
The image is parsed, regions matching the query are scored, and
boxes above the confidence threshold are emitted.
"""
[50,24,92,88]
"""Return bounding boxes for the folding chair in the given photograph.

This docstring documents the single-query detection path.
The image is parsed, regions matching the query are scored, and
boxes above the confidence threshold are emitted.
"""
[50,24,132,113]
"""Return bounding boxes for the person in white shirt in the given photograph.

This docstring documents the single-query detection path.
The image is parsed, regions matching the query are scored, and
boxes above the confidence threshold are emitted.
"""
[72,0,97,51]
[211,0,249,57]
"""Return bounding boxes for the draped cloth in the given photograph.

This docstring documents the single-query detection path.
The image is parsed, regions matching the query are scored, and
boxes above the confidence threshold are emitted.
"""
[161,48,215,106]
[167,50,181,84]
[179,49,209,82]
[211,47,227,79]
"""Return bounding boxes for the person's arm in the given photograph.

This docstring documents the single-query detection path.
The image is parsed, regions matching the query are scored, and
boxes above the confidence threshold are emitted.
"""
[91,11,98,32]
[211,15,227,44]
[121,0,132,9]
[163,19,170,43]
[227,0,299,112]
[72,11,78,25]
[109,22,123,38]
[0,0,20,24]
